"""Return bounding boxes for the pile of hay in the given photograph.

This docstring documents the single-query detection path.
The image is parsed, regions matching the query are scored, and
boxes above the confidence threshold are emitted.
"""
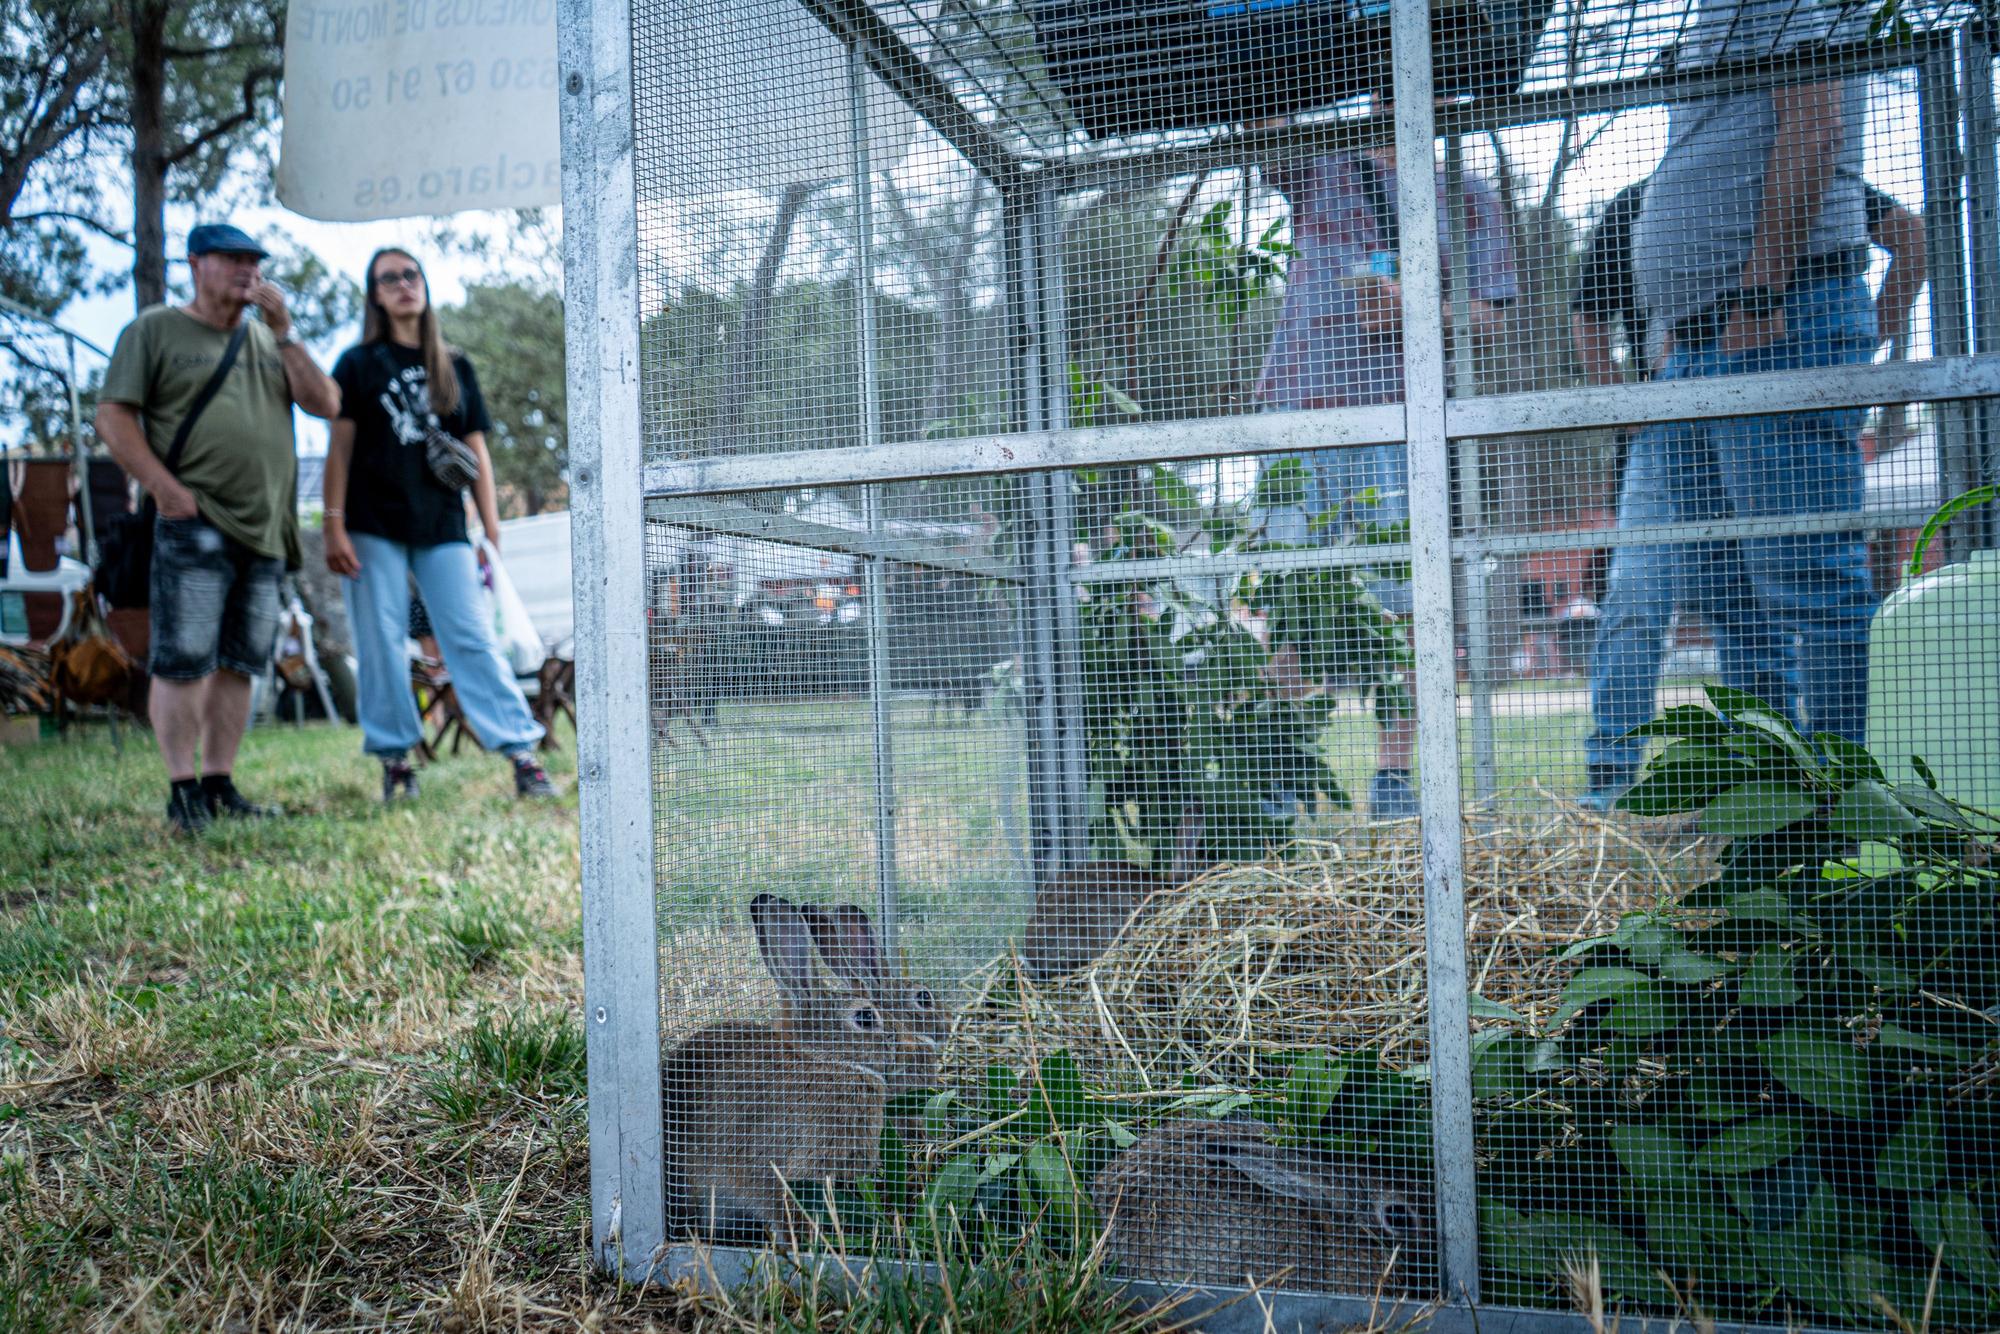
[945,804,1708,1092]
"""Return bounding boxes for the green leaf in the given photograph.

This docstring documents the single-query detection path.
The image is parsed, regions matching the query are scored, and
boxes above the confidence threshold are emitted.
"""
[985,1065,1019,1120]
[1739,946,1804,1007]
[1025,1141,1077,1202]
[1895,782,1973,830]
[1693,1115,1809,1174]
[1815,733,1887,786]
[1912,754,1940,791]
[1876,1100,1946,1192]
[1910,1191,2000,1287]
[1619,748,1758,817]
[1149,463,1198,512]
[1548,967,1655,1031]
[1874,1023,1976,1063]
[1283,1052,1348,1127]
[923,1156,980,1220]
[1623,704,1741,744]
[1035,1050,1087,1132]
[1701,781,1818,840]
[1906,483,1997,581]
[1252,457,1310,512]
[1759,1025,1874,1119]
[1604,984,1680,1037]
[924,1088,961,1142]
[1470,1032,1531,1100]
[1468,994,1528,1026]
[1611,1125,1689,1187]
[1103,382,1143,418]
[1830,781,1922,841]
[1656,940,1735,985]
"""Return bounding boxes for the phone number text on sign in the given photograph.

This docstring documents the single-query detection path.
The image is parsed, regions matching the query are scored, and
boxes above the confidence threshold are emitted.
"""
[328,57,557,111]
[278,0,560,220]
[292,0,556,44]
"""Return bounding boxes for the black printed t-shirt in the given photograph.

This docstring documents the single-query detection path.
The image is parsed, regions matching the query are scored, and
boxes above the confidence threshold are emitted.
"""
[331,340,493,547]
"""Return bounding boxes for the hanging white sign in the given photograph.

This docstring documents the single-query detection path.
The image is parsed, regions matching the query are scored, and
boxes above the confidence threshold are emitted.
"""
[276,0,561,222]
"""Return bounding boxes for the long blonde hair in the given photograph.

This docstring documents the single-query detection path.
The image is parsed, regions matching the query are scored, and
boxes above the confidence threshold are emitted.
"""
[360,247,460,418]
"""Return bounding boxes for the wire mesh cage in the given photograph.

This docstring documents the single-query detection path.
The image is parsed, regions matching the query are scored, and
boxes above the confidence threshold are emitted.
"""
[561,0,2000,1324]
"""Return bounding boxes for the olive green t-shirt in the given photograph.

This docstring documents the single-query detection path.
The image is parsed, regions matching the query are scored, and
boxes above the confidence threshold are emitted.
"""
[100,306,301,567]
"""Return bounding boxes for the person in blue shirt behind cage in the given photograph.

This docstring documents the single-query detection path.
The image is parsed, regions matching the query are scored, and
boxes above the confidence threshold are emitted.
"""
[1250,93,1517,820]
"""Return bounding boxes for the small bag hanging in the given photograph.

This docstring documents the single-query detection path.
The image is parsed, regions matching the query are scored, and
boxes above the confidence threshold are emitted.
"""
[424,423,480,492]
[374,343,480,492]
[95,322,248,610]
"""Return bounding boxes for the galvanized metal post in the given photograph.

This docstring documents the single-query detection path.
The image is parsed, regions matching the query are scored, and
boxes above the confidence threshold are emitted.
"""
[1442,131,1494,805]
[1922,41,1975,560]
[1011,180,1086,878]
[1394,0,1480,1306]
[66,333,96,567]
[559,0,666,1279]
[1962,27,2000,549]
[851,41,902,945]
[1039,184,1090,869]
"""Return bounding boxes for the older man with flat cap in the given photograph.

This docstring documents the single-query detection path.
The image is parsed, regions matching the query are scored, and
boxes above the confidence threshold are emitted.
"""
[96,222,342,834]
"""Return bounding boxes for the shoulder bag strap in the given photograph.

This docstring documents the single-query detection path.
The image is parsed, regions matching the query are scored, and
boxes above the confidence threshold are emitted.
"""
[159,320,250,479]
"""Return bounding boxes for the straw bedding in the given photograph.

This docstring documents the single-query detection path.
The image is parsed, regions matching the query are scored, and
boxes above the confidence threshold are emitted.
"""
[944,805,1709,1092]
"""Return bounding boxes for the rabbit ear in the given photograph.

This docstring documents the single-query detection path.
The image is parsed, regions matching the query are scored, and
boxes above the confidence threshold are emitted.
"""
[805,903,888,989]
[750,893,822,1005]
[1208,1138,1340,1209]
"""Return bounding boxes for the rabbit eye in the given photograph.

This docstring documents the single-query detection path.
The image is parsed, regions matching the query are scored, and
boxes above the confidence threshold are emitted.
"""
[850,1005,881,1032]
[912,988,935,1011]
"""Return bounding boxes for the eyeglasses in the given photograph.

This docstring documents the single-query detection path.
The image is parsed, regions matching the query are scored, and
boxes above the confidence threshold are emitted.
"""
[372,267,424,289]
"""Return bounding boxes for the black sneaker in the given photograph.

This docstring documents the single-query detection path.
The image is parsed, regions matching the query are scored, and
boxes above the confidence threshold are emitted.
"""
[382,759,419,802]
[203,777,282,820]
[512,755,556,799]
[166,785,211,836]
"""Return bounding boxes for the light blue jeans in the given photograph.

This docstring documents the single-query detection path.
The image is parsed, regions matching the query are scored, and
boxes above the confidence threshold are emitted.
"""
[1585,275,1878,780]
[342,532,545,760]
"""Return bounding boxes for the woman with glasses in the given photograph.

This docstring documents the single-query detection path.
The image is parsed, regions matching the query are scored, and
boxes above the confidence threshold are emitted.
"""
[322,248,555,802]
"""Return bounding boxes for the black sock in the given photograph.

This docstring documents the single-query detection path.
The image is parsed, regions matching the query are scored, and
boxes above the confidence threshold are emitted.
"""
[171,777,202,803]
[199,773,233,799]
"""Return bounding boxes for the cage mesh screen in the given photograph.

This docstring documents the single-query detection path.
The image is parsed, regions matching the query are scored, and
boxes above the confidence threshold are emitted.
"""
[617,0,2000,1321]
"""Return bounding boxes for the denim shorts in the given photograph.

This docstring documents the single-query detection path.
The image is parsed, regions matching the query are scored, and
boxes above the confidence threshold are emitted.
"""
[148,514,284,681]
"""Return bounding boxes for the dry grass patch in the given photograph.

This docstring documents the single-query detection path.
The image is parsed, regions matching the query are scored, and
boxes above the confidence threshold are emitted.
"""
[948,804,1712,1091]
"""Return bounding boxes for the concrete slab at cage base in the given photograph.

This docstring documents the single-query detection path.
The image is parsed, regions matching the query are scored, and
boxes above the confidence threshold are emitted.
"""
[632,1242,1861,1334]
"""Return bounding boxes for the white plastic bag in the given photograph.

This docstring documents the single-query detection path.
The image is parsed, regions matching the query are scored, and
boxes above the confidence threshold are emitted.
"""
[479,538,547,677]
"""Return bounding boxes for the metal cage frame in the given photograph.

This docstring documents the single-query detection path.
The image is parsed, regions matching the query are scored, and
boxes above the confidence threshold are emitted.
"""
[560,0,2000,1325]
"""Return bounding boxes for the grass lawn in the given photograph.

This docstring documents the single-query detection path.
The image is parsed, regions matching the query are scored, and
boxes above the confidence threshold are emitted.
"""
[0,686,1607,1331]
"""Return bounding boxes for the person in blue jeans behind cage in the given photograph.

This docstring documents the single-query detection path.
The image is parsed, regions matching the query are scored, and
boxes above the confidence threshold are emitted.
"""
[321,247,555,802]
[1580,167,1927,809]
[1252,96,1517,820]
[1584,0,1886,808]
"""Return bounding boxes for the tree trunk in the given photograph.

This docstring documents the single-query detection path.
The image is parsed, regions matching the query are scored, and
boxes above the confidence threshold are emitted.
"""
[711,183,815,454]
[128,0,170,311]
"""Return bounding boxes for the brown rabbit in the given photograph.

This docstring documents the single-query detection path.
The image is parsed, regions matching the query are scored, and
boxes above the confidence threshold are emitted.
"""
[1020,808,1206,981]
[801,902,948,1093]
[662,893,924,1240]
[1090,1118,1431,1294]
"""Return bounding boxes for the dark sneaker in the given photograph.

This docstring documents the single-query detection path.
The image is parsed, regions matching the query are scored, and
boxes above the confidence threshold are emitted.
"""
[1368,769,1419,822]
[204,778,282,820]
[166,786,211,836]
[382,760,420,803]
[1578,762,1633,814]
[513,755,556,799]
